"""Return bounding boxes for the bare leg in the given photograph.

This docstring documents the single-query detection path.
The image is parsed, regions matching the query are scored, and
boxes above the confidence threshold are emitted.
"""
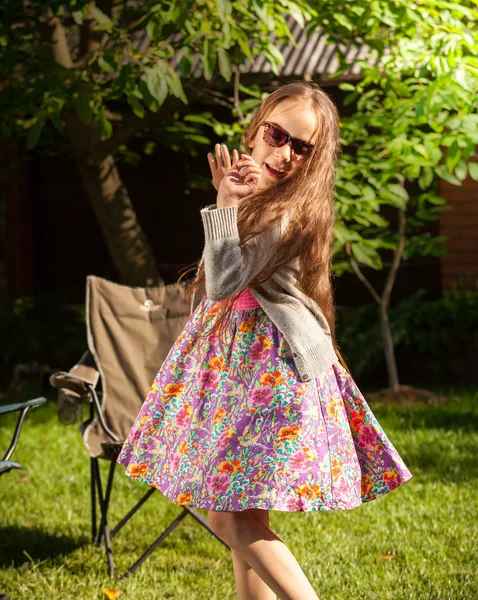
[230,509,276,600]
[208,509,320,600]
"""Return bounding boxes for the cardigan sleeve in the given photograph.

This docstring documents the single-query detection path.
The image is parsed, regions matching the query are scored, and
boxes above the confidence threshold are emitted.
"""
[200,204,283,301]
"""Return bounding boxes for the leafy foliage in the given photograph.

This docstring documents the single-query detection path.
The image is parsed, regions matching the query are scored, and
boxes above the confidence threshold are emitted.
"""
[315,1,478,272]
[337,282,478,381]
[0,0,312,152]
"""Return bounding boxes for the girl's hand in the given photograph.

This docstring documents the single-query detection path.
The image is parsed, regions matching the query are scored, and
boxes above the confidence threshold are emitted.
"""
[217,154,263,208]
[208,143,240,191]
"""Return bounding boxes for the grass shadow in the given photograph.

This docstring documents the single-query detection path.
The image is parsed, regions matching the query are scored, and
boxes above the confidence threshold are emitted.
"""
[0,525,87,567]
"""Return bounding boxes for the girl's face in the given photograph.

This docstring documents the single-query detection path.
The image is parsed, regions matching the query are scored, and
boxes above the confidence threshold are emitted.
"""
[248,98,318,190]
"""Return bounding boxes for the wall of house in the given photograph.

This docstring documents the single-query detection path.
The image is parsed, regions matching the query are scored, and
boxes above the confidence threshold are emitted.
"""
[439,174,478,290]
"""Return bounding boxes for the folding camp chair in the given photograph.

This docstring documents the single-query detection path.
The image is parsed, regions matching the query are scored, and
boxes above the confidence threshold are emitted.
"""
[1,396,48,476]
[1,396,47,600]
[50,276,229,579]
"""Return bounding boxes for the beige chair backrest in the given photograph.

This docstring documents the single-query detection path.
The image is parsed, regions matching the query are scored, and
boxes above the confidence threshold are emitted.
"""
[82,275,193,457]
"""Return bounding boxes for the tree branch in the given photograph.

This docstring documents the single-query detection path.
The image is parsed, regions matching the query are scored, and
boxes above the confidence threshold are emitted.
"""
[89,86,199,162]
[233,65,245,123]
[77,3,102,64]
[345,242,382,305]
[38,9,74,69]
[88,73,218,162]
[382,208,406,310]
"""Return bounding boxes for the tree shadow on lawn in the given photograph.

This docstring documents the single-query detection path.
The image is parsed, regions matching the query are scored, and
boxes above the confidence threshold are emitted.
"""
[406,406,478,432]
[372,401,478,433]
[405,444,478,483]
[0,525,88,567]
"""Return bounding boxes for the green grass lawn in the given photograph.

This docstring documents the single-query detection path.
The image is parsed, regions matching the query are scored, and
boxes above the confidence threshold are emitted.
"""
[0,383,477,600]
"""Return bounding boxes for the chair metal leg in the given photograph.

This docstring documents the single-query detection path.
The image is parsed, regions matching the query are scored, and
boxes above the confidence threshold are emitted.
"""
[186,507,230,549]
[110,488,156,539]
[90,458,97,544]
[92,459,115,578]
[89,456,230,580]
[119,509,189,580]
[96,460,116,547]
[119,506,231,580]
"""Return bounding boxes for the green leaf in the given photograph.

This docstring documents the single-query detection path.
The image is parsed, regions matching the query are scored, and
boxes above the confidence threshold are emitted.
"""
[333,222,362,244]
[97,107,112,138]
[239,98,261,113]
[98,55,116,73]
[468,162,478,181]
[202,39,217,81]
[235,28,253,59]
[343,91,359,107]
[217,0,232,22]
[184,134,210,144]
[388,183,409,200]
[72,10,83,25]
[339,83,356,91]
[435,166,461,186]
[367,213,389,227]
[92,7,112,28]
[49,109,63,133]
[218,47,232,82]
[165,72,187,104]
[446,142,461,171]
[128,96,145,119]
[350,242,383,269]
[238,83,262,98]
[334,13,353,30]
[26,118,45,150]
[184,113,214,125]
[222,21,232,48]
[177,47,193,77]
[288,3,305,28]
[344,182,361,196]
[266,42,285,66]
[454,160,467,181]
[137,80,160,112]
[75,92,93,126]
[142,66,168,104]
[418,166,434,190]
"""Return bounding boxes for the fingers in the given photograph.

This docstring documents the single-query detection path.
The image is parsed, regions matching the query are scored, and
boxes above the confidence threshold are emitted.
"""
[207,152,217,173]
[215,143,232,169]
[239,166,261,177]
[239,165,262,183]
[207,144,239,190]
[235,154,258,168]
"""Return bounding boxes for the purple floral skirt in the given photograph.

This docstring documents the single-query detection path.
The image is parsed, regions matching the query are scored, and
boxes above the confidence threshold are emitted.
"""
[117,295,413,512]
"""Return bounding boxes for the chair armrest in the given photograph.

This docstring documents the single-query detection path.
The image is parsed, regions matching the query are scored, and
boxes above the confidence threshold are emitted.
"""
[49,372,96,400]
[0,396,48,416]
[1,396,48,462]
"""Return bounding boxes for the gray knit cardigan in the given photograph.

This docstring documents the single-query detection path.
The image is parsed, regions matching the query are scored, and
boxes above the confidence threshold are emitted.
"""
[198,203,339,382]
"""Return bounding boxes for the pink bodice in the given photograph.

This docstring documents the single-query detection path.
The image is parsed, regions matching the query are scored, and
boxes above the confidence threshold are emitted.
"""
[232,288,261,309]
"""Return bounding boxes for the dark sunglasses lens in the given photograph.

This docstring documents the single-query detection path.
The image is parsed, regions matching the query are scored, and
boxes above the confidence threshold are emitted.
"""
[265,125,288,146]
[293,141,312,158]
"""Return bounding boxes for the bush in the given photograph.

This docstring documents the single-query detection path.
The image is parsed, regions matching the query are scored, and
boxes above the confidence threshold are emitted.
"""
[337,281,478,385]
[0,292,85,386]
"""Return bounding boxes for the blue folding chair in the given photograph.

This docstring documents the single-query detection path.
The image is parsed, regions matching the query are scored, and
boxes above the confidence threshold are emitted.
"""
[0,397,48,476]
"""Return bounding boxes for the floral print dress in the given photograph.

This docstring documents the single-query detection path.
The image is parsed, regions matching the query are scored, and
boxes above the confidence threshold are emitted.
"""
[117,289,413,512]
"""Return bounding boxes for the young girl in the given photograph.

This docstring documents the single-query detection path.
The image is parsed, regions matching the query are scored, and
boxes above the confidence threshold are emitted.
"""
[117,81,413,599]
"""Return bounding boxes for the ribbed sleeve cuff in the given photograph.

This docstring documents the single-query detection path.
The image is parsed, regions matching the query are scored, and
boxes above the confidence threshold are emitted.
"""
[200,205,239,241]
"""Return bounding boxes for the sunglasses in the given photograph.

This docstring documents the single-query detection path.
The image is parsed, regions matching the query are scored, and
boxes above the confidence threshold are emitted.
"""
[262,122,314,160]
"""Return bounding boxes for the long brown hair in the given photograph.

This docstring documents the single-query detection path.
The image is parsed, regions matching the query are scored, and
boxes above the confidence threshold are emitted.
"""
[178,80,351,375]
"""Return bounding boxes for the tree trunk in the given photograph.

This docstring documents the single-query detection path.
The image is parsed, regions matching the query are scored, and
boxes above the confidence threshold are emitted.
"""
[66,111,161,287]
[378,303,399,390]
